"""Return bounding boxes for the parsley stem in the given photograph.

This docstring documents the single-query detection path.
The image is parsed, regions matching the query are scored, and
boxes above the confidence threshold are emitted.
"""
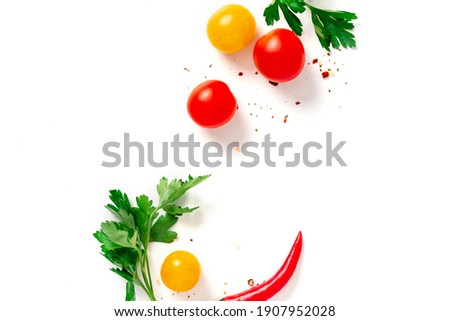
[140,254,156,301]
[137,249,156,301]
[134,278,152,299]
[144,254,156,301]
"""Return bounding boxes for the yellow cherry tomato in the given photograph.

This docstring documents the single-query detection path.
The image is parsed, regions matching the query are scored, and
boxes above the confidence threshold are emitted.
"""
[207,4,256,54]
[160,250,201,292]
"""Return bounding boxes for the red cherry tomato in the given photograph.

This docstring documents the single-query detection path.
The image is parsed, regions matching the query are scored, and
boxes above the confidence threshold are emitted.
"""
[187,80,237,128]
[253,28,306,83]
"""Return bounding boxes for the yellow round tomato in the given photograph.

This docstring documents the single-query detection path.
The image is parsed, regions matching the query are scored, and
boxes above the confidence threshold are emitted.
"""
[160,250,201,292]
[207,4,256,54]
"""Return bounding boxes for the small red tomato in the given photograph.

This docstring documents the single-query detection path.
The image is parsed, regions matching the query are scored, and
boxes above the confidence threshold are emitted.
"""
[253,28,306,83]
[187,80,237,128]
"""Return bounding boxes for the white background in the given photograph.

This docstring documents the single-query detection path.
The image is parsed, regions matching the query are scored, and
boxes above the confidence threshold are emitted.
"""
[1,0,449,320]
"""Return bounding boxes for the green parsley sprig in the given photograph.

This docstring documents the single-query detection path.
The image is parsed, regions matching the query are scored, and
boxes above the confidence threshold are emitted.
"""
[264,0,357,51]
[94,175,210,301]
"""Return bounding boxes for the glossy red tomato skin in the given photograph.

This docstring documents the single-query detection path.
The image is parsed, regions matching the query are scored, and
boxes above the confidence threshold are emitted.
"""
[253,28,306,83]
[187,80,237,128]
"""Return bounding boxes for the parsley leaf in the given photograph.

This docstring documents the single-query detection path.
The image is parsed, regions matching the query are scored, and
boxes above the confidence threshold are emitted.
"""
[111,267,134,282]
[279,2,303,36]
[105,190,135,229]
[264,1,280,26]
[263,0,305,35]
[163,204,199,216]
[263,0,357,51]
[94,221,138,250]
[150,213,178,243]
[103,248,139,275]
[111,268,137,300]
[125,281,136,301]
[157,175,210,206]
[285,0,306,14]
[133,195,156,245]
[306,4,357,51]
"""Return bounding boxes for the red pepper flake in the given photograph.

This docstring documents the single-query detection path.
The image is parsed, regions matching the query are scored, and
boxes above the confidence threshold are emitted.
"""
[269,81,279,86]
[238,72,243,76]
[190,238,193,242]
[312,58,318,64]
[248,279,255,287]
[271,116,274,119]
[255,71,259,75]
[283,115,289,123]
[322,71,330,79]
[327,52,331,56]
[295,101,301,105]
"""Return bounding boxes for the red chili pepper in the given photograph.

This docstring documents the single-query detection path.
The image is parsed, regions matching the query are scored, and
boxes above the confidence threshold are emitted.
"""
[221,231,303,301]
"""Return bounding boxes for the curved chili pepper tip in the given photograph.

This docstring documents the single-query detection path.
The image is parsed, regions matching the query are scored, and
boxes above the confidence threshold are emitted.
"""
[221,231,303,301]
